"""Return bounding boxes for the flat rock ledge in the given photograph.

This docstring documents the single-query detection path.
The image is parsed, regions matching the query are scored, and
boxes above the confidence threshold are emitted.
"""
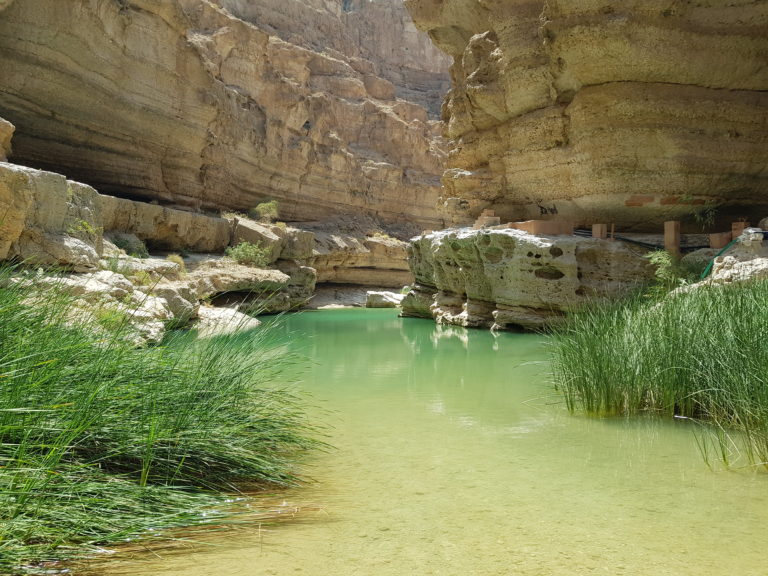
[402,228,656,330]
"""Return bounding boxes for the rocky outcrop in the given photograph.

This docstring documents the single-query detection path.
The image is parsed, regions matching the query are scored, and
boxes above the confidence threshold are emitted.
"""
[692,227,768,285]
[27,259,284,345]
[195,305,261,338]
[0,118,13,161]
[215,0,451,117]
[403,228,654,329]
[0,161,233,268]
[0,0,445,231]
[154,258,311,320]
[366,290,405,308]
[231,217,413,288]
[0,162,103,271]
[1,152,412,294]
[31,269,174,346]
[406,0,768,231]
[308,232,412,287]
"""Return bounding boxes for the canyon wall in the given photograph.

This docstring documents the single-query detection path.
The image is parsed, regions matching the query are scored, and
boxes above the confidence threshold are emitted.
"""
[0,0,447,234]
[215,0,452,117]
[406,0,768,231]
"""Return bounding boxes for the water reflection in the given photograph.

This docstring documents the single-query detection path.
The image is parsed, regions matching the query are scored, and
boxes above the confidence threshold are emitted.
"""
[90,309,768,576]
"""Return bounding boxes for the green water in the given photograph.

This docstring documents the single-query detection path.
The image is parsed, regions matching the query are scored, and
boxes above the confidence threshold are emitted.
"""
[95,309,768,576]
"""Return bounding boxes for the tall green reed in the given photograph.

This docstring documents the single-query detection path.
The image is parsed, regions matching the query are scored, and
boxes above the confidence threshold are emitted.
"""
[551,278,768,470]
[0,266,317,573]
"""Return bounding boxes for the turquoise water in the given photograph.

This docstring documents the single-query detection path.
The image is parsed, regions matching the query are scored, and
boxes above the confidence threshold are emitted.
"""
[95,309,768,576]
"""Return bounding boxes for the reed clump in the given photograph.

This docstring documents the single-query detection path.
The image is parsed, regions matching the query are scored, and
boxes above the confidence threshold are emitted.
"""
[551,278,768,469]
[0,266,316,573]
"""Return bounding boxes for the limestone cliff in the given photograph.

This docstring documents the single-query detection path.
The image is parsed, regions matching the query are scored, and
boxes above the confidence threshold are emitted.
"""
[406,0,768,231]
[215,0,452,117]
[0,0,445,232]
[402,229,654,330]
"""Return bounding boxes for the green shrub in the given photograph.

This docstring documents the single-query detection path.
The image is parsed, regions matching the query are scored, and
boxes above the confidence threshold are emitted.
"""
[66,219,102,241]
[129,269,153,286]
[226,241,270,268]
[248,200,279,223]
[111,234,149,259]
[644,250,707,296]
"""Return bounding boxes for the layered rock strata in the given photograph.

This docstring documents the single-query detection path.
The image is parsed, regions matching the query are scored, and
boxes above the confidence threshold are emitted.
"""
[406,0,768,230]
[309,232,412,287]
[1,139,412,328]
[215,0,451,117]
[1,158,412,286]
[0,0,445,230]
[0,161,232,271]
[402,228,655,329]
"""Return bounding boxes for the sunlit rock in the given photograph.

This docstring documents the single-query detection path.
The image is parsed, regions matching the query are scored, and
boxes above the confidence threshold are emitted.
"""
[365,290,405,308]
[406,0,768,229]
[404,228,655,330]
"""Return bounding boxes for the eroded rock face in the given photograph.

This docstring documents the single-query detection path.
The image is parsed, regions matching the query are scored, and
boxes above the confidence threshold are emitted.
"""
[403,228,654,329]
[1,155,413,296]
[0,161,233,268]
[0,163,102,271]
[215,0,451,117]
[309,233,413,287]
[406,0,768,230]
[0,0,445,230]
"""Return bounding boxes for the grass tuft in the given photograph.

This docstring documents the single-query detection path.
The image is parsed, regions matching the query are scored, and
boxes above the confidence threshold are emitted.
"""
[0,266,317,573]
[551,279,768,469]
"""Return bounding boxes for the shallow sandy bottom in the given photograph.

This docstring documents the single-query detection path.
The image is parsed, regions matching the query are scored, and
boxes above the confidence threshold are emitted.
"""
[89,310,768,576]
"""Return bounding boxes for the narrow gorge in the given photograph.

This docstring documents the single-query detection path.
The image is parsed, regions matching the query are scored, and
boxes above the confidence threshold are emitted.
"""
[2,2,768,574]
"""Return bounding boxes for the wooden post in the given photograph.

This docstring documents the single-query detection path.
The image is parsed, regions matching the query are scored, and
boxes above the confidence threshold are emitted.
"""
[592,224,608,239]
[664,221,681,259]
[709,232,731,249]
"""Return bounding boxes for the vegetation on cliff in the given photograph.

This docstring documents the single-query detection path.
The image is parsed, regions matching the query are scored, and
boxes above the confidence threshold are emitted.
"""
[0,267,316,573]
[551,279,768,469]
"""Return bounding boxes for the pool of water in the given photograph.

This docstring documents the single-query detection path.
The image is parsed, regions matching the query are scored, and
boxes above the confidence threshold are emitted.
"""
[92,309,768,576]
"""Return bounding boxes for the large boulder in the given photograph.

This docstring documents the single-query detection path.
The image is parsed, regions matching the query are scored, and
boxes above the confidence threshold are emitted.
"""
[100,195,230,252]
[195,305,261,338]
[231,219,285,264]
[0,163,101,271]
[366,290,405,308]
[403,228,655,329]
